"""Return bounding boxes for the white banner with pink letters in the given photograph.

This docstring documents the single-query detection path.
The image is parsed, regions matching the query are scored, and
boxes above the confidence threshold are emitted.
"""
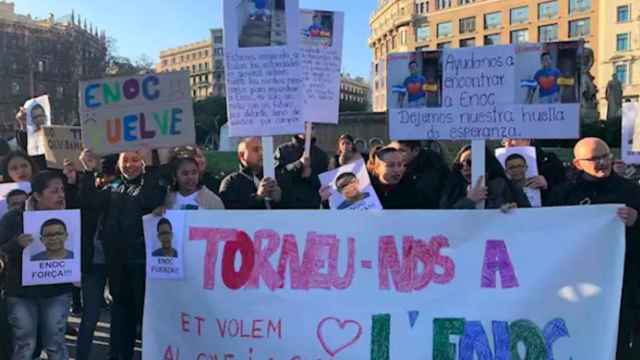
[143,205,624,359]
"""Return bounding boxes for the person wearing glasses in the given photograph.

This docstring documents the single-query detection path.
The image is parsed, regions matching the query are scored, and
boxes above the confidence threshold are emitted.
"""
[334,172,370,210]
[548,137,640,359]
[31,219,74,261]
[440,145,530,209]
[152,218,178,258]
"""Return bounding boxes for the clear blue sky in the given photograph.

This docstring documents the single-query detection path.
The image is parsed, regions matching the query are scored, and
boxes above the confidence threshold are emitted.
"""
[15,0,375,78]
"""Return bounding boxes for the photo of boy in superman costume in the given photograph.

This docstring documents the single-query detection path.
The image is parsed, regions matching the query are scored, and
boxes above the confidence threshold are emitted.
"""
[533,52,561,104]
[397,60,426,108]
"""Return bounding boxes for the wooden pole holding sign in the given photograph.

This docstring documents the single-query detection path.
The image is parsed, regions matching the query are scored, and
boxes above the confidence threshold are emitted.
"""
[471,140,486,209]
[303,122,312,158]
[261,136,275,210]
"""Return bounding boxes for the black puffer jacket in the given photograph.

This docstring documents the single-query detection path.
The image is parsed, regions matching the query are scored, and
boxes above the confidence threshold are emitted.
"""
[78,169,166,298]
[439,171,531,209]
[370,174,426,209]
[219,165,274,209]
[274,136,329,209]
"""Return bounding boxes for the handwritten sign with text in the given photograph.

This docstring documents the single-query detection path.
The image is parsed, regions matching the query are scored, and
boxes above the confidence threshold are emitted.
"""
[79,72,196,154]
[388,43,581,140]
[39,126,83,170]
[143,206,623,359]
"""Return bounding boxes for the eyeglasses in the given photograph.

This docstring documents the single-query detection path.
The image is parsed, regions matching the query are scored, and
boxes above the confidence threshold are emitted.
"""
[577,153,613,164]
[42,232,66,240]
[506,164,527,171]
[158,231,173,237]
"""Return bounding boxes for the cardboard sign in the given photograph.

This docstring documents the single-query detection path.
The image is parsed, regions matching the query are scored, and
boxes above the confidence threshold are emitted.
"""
[39,126,83,170]
[0,182,31,217]
[318,159,382,210]
[143,206,623,359]
[300,9,344,124]
[24,95,51,156]
[622,102,640,164]
[143,212,186,280]
[79,72,196,154]
[495,146,542,207]
[223,0,304,136]
[22,210,81,286]
[388,42,582,140]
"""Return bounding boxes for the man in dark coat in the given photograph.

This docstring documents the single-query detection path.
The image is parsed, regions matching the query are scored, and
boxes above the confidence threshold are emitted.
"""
[548,137,640,359]
[274,133,329,209]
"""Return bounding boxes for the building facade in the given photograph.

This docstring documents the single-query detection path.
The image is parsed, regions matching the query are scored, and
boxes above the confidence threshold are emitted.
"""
[210,28,226,97]
[340,74,371,107]
[157,40,213,100]
[0,1,107,138]
[369,0,603,112]
[597,0,640,114]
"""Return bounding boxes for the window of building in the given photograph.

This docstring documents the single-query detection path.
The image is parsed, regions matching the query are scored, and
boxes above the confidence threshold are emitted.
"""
[400,29,407,45]
[162,59,167,66]
[180,55,184,62]
[615,63,628,84]
[538,24,559,42]
[214,35,223,44]
[416,25,431,42]
[37,59,47,73]
[459,0,474,4]
[215,48,224,56]
[459,16,476,34]
[460,38,476,47]
[569,18,591,37]
[617,33,630,51]
[437,41,452,49]
[192,65,196,72]
[484,33,501,45]
[484,12,501,30]
[617,5,630,23]
[569,0,591,14]
[11,81,21,95]
[415,1,428,15]
[510,6,529,24]
[437,21,453,38]
[437,0,451,10]
[538,1,559,20]
[510,29,529,44]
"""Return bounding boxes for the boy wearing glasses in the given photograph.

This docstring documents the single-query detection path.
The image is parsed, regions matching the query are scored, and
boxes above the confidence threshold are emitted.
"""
[31,218,74,261]
[335,172,370,210]
[152,218,178,258]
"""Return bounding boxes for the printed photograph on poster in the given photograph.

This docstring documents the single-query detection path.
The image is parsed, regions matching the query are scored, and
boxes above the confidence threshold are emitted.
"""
[300,10,333,48]
[300,9,343,124]
[318,159,383,210]
[516,41,582,105]
[495,146,542,207]
[143,212,185,280]
[236,0,287,48]
[388,50,442,109]
[0,182,30,217]
[24,95,51,156]
[22,210,81,286]
[622,101,640,164]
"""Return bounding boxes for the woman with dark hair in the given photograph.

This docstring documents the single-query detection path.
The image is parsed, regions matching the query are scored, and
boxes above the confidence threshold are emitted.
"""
[329,134,366,169]
[78,149,167,360]
[440,145,530,209]
[0,171,73,360]
[1,151,38,183]
[163,157,224,210]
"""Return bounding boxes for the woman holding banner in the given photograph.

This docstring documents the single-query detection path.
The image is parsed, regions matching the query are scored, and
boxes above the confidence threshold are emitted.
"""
[78,149,167,360]
[0,171,74,360]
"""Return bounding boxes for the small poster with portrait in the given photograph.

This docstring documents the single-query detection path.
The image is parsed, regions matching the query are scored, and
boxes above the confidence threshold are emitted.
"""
[143,211,185,280]
[622,102,640,164]
[22,210,81,286]
[0,182,30,218]
[24,95,51,156]
[495,146,542,207]
[318,159,383,210]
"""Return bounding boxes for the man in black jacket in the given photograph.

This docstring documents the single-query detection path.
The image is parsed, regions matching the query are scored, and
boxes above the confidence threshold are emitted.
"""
[274,133,329,209]
[219,137,282,209]
[549,137,640,359]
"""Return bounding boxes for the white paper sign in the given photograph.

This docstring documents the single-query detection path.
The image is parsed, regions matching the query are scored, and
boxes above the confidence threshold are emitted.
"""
[300,9,343,124]
[388,43,582,140]
[0,182,31,217]
[22,210,81,286]
[143,212,185,280]
[318,159,382,210]
[143,206,624,360]
[495,146,542,207]
[622,102,640,164]
[223,0,304,137]
[24,95,51,156]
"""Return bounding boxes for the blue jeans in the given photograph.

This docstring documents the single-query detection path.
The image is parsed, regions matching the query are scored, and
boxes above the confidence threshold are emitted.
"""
[6,293,70,360]
[75,265,107,360]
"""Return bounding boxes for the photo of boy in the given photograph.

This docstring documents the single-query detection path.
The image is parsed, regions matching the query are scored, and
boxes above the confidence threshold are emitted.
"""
[335,172,371,210]
[31,218,74,261]
[397,60,426,108]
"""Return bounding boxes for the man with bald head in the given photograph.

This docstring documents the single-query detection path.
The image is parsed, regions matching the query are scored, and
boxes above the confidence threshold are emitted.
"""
[550,137,640,358]
[219,137,282,209]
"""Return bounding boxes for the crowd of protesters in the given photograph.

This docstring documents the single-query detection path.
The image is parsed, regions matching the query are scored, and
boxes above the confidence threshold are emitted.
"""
[0,106,639,360]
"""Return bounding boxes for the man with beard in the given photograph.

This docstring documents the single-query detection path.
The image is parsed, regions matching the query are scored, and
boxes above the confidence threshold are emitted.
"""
[219,137,282,209]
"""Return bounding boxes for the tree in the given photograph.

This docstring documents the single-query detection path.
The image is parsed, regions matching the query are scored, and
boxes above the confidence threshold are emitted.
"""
[193,96,228,147]
[339,99,368,112]
[104,37,155,76]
